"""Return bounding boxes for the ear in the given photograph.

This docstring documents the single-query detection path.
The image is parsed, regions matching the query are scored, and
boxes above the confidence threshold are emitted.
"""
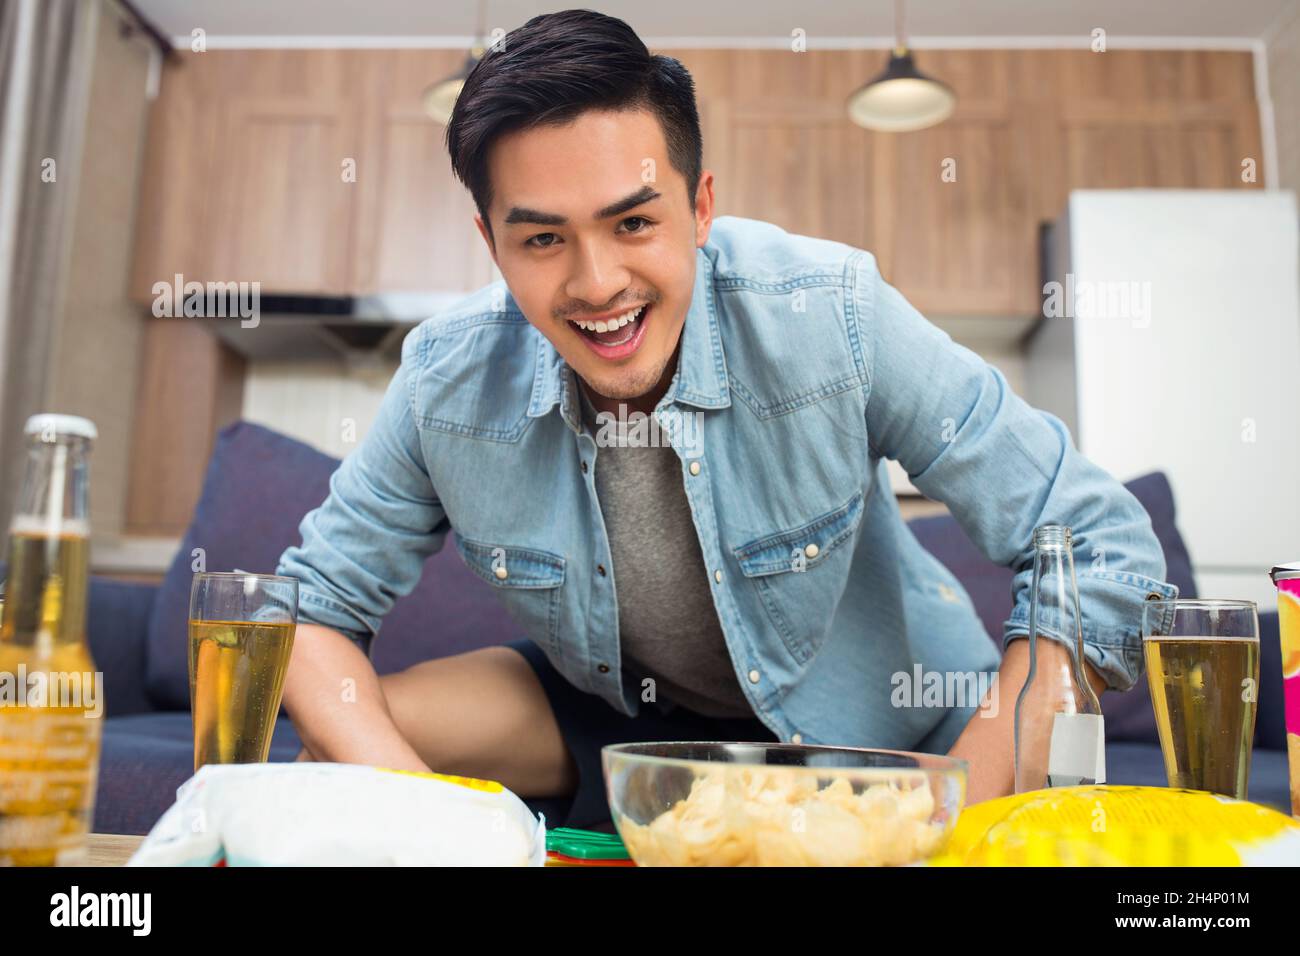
[474,214,498,267]
[693,170,715,248]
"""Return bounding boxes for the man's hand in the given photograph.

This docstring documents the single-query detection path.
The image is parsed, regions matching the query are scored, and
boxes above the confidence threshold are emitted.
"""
[947,636,1107,805]
[282,623,432,773]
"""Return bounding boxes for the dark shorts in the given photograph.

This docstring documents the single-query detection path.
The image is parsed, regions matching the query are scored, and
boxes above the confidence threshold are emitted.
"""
[504,637,779,830]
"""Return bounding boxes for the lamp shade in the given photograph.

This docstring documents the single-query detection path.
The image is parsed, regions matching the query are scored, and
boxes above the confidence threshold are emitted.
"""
[423,51,482,125]
[847,49,955,133]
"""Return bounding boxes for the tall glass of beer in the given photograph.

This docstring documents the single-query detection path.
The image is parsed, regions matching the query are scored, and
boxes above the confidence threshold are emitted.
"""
[1141,599,1259,799]
[188,572,298,769]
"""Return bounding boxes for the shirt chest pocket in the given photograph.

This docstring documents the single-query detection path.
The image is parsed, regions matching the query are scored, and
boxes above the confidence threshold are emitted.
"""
[731,491,865,665]
[454,536,566,655]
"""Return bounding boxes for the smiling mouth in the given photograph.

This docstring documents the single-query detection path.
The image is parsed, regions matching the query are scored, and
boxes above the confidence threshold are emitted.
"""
[568,302,651,355]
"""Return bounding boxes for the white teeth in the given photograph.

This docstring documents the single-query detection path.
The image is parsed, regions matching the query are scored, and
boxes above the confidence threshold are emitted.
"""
[572,304,645,333]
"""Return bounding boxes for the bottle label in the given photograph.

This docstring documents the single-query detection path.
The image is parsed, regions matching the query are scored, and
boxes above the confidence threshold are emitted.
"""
[1047,712,1106,786]
[0,710,101,865]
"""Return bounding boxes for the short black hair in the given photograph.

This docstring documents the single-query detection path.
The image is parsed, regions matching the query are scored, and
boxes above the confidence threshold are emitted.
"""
[445,8,703,246]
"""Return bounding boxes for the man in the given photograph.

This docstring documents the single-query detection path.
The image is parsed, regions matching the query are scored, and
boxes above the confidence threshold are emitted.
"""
[277,9,1177,828]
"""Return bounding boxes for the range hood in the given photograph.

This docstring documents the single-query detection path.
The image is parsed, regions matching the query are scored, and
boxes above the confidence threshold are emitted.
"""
[201,292,468,362]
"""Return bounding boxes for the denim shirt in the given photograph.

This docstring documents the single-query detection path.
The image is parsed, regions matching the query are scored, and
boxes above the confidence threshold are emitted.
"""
[276,215,1178,755]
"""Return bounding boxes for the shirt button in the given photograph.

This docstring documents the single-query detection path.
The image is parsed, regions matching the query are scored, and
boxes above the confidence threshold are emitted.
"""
[748,669,760,684]
[597,564,607,577]
[597,663,610,674]
[689,461,701,476]
[580,460,589,474]
[713,569,722,584]
[494,566,508,580]
[791,733,803,744]
[803,543,819,559]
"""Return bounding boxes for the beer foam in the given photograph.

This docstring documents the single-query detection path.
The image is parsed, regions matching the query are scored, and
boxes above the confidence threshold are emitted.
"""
[9,515,90,538]
[1144,634,1259,642]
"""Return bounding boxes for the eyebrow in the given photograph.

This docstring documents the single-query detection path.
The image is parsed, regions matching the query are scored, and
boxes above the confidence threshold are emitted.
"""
[503,185,662,227]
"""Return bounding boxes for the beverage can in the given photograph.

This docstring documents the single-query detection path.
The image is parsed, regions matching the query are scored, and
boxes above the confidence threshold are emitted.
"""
[1270,562,1300,816]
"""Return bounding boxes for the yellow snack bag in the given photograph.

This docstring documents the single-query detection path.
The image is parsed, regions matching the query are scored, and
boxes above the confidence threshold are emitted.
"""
[931,785,1300,866]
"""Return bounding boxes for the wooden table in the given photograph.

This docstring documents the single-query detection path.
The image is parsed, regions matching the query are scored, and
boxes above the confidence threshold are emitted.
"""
[87,833,146,866]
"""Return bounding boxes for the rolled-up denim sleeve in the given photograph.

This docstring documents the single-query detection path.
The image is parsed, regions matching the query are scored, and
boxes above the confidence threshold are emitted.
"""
[855,253,1178,692]
[275,322,449,653]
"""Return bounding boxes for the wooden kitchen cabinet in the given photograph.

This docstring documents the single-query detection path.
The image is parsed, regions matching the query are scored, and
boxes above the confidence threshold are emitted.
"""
[677,48,1262,319]
[697,89,1039,317]
[711,98,878,252]
[1058,101,1262,189]
[130,50,488,300]
[132,47,1264,308]
[125,50,492,535]
[873,102,1036,316]
[205,96,360,294]
[350,56,497,294]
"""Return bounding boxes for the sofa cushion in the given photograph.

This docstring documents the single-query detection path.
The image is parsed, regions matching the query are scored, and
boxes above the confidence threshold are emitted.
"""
[88,578,157,718]
[1124,471,1197,603]
[94,712,574,836]
[145,421,520,711]
[1256,611,1287,752]
[1106,741,1291,814]
[93,712,304,835]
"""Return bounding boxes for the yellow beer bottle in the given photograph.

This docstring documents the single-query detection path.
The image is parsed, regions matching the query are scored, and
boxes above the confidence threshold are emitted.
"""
[0,414,101,865]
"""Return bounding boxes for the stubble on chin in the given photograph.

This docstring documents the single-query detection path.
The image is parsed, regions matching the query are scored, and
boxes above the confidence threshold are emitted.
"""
[583,365,665,403]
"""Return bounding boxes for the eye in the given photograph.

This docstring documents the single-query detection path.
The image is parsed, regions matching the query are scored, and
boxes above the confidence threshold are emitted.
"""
[620,216,653,234]
[524,232,559,249]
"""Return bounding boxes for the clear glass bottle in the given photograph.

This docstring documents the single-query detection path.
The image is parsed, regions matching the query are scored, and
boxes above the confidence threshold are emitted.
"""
[1013,524,1105,792]
[0,413,101,865]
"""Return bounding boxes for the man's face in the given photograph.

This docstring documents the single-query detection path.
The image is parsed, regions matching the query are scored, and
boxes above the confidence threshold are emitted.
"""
[477,108,713,404]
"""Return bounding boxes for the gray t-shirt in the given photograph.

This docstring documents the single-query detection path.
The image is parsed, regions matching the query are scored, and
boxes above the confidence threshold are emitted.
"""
[579,388,753,719]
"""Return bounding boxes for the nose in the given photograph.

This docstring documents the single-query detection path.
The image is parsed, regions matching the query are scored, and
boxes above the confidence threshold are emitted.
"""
[563,236,630,312]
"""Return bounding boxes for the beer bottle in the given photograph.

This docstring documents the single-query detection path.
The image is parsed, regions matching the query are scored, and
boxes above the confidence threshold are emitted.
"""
[1013,524,1106,792]
[0,414,101,865]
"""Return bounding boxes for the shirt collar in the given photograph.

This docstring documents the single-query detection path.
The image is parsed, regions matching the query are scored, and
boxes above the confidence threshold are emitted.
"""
[526,245,730,430]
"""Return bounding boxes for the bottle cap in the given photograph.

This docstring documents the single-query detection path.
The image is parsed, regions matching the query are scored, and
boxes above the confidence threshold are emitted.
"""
[1271,563,1300,584]
[23,413,98,441]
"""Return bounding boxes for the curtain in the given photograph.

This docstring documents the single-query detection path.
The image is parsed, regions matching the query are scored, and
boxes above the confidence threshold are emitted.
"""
[0,0,99,523]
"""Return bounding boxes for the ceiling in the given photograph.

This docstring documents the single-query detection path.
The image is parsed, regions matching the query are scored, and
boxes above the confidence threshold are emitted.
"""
[130,0,1295,45]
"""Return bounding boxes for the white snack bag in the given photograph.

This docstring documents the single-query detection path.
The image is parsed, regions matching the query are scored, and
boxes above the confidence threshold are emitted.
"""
[128,763,546,866]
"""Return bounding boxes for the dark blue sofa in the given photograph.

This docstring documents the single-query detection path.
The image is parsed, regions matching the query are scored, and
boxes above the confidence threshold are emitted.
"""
[79,421,1290,834]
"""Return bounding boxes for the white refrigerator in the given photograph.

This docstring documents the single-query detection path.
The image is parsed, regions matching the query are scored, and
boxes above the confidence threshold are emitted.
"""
[1028,189,1300,609]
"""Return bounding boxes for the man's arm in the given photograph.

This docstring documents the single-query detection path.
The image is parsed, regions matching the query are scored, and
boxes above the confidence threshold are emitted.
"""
[854,251,1177,696]
[283,624,430,772]
[275,322,449,765]
[948,636,1108,804]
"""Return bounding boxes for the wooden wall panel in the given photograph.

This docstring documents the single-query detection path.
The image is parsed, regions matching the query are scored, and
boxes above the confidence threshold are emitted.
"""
[721,100,875,251]
[125,320,245,535]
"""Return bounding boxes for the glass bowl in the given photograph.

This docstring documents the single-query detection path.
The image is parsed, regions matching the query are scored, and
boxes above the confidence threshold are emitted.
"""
[602,741,968,867]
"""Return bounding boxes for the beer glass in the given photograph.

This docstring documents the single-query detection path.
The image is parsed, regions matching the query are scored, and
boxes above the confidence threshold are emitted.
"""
[1141,599,1259,799]
[188,572,298,769]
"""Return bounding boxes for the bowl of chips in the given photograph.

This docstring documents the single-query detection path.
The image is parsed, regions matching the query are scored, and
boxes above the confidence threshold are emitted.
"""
[602,741,967,866]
